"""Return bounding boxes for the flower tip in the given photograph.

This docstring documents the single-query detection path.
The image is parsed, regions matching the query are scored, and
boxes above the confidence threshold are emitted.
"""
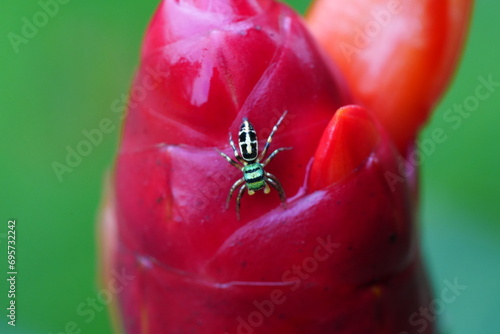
[309,105,380,190]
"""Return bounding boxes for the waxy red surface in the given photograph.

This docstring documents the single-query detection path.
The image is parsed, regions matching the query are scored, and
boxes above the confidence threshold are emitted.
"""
[99,0,473,332]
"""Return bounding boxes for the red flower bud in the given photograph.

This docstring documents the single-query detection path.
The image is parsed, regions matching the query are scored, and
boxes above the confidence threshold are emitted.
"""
[98,0,471,332]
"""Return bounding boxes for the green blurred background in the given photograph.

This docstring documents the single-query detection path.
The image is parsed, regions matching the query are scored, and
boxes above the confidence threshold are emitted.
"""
[0,0,498,333]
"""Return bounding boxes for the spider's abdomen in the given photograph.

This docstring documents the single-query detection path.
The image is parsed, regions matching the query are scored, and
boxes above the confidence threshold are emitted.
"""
[239,118,258,161]
[243,163,265,191]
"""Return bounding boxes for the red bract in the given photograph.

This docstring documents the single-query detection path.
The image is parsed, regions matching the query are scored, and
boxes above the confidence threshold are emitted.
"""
[99,0,471,332]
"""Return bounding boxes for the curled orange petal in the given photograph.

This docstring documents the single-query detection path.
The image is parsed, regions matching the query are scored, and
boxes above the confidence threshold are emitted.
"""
[306,0,474,154]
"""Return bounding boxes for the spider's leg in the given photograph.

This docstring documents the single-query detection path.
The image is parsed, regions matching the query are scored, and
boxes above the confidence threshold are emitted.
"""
[258,110,288,161]
[236,183,247,220]
[266,172,286,208]
[229,132,245,164]
[226,178,245,210]
[262,147,292,167]
[217,149,242,170]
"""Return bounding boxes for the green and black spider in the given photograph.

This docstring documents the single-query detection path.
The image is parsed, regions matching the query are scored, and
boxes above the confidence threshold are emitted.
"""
[218,111,291,219]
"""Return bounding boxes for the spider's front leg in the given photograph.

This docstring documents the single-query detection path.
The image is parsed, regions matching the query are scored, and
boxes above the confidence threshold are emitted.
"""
[258,110,288,161]
[217,149,241,170]
[229,132,245,164]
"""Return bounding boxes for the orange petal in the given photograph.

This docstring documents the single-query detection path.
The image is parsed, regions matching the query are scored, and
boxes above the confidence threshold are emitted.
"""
[310,105,380,190]
[306,0,474,154]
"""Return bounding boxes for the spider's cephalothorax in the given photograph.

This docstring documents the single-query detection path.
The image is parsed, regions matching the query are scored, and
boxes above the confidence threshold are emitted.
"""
[218,111,291,220]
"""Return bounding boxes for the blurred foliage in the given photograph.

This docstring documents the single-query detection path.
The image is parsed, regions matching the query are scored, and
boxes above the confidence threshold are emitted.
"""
[0,0,498,333]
